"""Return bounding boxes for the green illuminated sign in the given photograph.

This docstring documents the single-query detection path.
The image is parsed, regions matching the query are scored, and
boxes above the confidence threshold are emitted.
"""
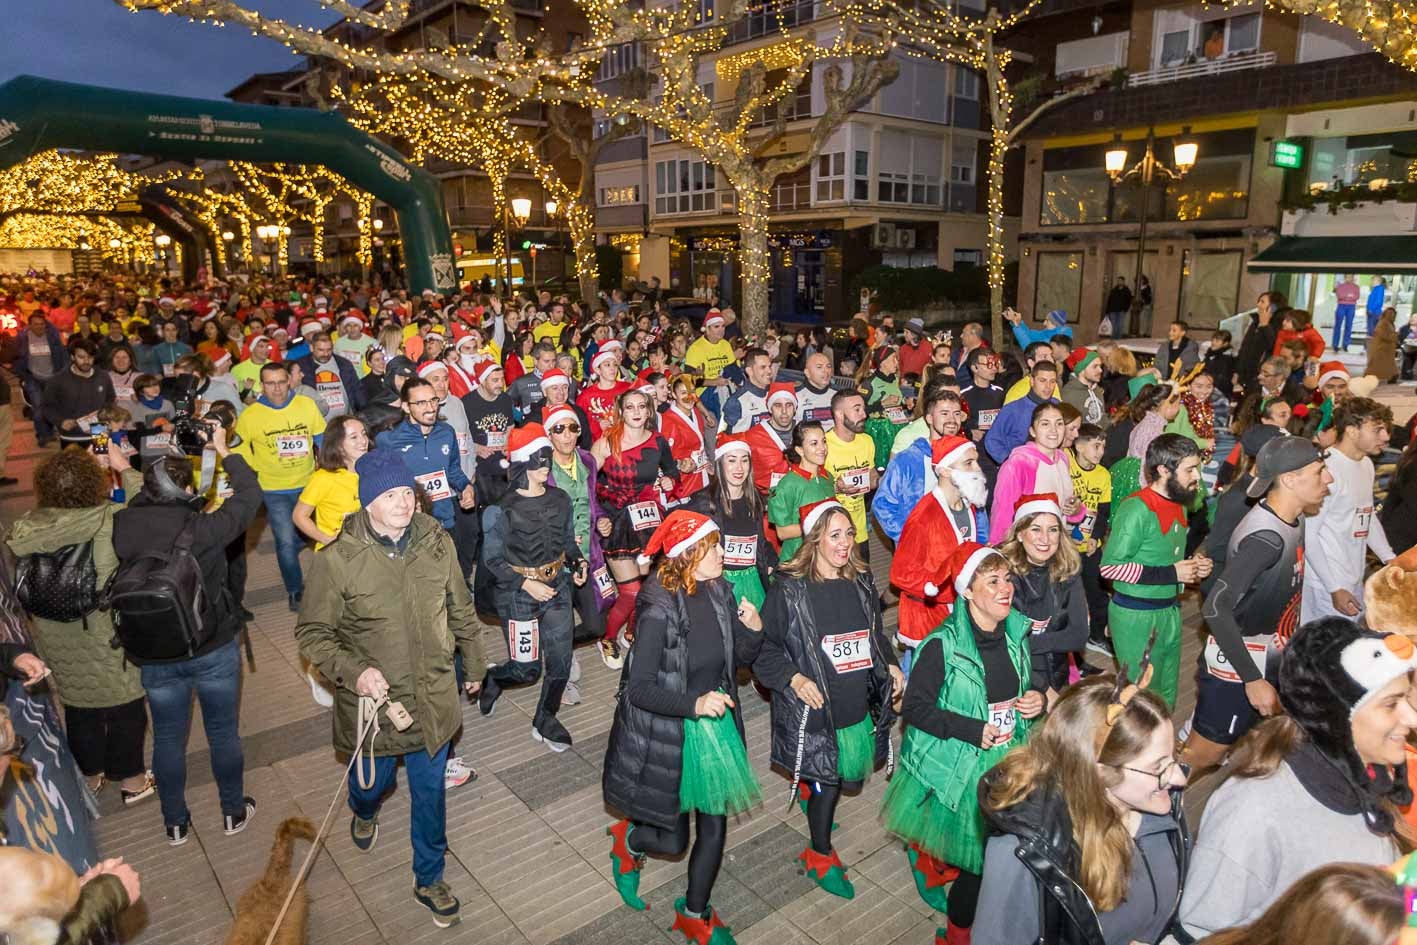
[1271,140,1304,169]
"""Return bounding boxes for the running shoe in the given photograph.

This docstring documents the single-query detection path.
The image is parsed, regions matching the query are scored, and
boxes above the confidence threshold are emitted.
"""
[599,638,624,670]
[478,671,502,717]
[1085,637,1114,658]
[414,881,461,928]
[444,756,477,789]
[121,772,156,806]
[532,717,572,753]
[166,821,190,847]
[223,796,257,836]
[351,814,379,852]
[563,680,582,706]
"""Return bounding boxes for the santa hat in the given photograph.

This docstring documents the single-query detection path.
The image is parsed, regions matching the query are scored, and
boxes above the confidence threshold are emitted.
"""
[1066,347,1099,375]
[767,382,798,408]
[211,350,232,371]
[505,423,552,465]
[636,510,720,566]
[539,368,571,390]
[715,433,751,459]
[417,360,449,379]
[931,434,974,471]
[799,498,846,537]
[703,310,725,329]
[339,312,366,330]
[947,541,1003,596]
[313,295,329,310]
[1318,361,1349,388]
[452,325,479,349]
[158,296,176,307]
[1013,492,1064,525]
[600,339,625,354]
[542,403,578,430]
[591,349,617,374]
[299,319,322,337]
[471,359,501,387]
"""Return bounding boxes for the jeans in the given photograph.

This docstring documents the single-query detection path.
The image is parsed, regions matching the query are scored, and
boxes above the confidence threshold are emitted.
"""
[347,742,450,887]
[23,378,52,443]
[262,489,304,596]
[489,575,574,727]
[1368,307,1383,339]
[1333,303,1356,350]
[141,639,245,827]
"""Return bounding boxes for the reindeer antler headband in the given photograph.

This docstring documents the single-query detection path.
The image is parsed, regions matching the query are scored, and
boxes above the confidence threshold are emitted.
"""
[1103,628,1158,732]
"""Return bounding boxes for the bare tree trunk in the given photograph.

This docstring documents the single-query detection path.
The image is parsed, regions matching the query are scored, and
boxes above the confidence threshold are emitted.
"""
[735,180,772,338]
[985,33,1010,351]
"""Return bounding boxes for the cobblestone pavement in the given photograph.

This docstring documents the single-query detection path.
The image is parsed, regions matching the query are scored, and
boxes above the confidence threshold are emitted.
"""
[0,405,1208,945]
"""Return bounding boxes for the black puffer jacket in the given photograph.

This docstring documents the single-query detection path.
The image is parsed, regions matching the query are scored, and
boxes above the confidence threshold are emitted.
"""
[756,571,897,788]
[602,574,761,829]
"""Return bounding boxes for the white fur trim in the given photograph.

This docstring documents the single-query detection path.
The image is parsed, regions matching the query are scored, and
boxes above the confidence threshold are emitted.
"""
[703,315,725,329]
[716,439,751,458]
[539,372,571,389]
[767,388,798,408]
[667,518,720,559]
[417,361,449,378]
[1013,498,1064,526]
[933,440,975,471]
[923,582,939,597]
[1318,368,1349,388]
[509,435,551,463]
[543,405,578,430]
[637,553,653,566]
[954,546,998,596]
[591,350,617,373]
[802,500,845,537]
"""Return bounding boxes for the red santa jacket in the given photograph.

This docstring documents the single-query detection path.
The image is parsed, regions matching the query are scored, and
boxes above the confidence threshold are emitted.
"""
[744,421,793,496]
[659,402,712,499]
[890,488,979,645]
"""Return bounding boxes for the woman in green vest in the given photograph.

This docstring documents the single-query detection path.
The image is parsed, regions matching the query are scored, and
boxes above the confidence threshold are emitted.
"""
[766,421,835,560]
[878,541,1043,945]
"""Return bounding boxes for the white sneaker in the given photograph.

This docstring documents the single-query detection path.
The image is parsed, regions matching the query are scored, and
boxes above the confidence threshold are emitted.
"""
[444,756,477,789]
[569,653,582,685]
[598,638,624,671]
[308,670,334,708]
[563,681,582,706]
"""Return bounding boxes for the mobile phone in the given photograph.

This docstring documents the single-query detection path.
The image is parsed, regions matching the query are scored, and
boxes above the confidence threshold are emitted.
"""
[1305,360,1319,378]
[89,423,109,456]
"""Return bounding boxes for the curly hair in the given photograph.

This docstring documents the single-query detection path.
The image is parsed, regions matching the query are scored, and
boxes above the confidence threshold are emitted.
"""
[657,531,719,596]
[35,448,108,510]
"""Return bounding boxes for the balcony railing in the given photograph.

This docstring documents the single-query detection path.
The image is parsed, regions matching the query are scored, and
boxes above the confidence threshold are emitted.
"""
[769,179,812,212]
[1128,49,1276,87]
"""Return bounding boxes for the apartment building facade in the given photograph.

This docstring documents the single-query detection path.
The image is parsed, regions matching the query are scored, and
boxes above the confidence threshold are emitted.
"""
[1008,0,1417,343]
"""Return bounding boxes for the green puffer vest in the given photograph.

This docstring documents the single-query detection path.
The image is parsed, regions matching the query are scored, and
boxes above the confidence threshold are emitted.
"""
[898,602,1034,818]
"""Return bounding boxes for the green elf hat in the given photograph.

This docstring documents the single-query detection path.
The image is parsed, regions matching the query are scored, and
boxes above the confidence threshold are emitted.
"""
[1066,347,1099,377]
[1127,374,1158,400]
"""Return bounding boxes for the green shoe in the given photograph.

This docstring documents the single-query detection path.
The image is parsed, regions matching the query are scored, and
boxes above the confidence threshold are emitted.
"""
[607,819,648,911]
[906,843,953,913]
[670,897,738,945]
[798,847,855,900]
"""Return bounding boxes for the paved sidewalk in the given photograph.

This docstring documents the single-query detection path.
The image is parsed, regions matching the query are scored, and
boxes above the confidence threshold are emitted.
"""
[0,405,1207,945]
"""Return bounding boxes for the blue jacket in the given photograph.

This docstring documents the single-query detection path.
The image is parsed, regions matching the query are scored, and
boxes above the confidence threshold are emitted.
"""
[376,419,470,528]
[1367,283,1387,315]
[1010,321,1073,349]
[984,391,1055,465]
[14,324,68,384]
[872,437,989,542]
[292,351,366,412]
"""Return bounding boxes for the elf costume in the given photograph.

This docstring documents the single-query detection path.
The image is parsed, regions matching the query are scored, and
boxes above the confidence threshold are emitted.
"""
[766,463,835,560]
[1100,488,1190,707]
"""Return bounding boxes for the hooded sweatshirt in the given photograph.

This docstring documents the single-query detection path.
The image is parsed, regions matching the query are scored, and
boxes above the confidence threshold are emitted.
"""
[989,442,1084,544]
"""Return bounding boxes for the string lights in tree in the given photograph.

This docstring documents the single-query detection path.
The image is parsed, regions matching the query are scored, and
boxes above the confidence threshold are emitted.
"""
[0,149,189,217]
[0,214,155,262]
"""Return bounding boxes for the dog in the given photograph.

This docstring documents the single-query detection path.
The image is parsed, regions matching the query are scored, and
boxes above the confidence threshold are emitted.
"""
[222,817,319,945]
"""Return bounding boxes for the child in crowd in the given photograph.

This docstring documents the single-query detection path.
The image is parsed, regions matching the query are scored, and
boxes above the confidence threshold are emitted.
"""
[1068,423,1112,668]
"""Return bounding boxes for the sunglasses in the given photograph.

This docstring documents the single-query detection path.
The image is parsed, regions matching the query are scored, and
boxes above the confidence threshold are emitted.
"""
[551,423,581,436]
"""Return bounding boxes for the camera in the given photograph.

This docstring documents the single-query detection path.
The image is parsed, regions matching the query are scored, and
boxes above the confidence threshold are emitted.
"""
[170,388,241,457]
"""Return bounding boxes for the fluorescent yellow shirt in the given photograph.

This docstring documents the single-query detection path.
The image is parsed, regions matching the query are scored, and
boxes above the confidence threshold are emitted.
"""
[230,358,265,398]
[823,428,876,539]
[533,319,567,347]
[233,394,327,492]
[298,467,361,548]
[1004,376,1030,404]
[1068,450,1112,548]
[685,337,735,390]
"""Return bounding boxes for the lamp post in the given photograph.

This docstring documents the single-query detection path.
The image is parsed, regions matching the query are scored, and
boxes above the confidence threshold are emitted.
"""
[1105,127,1197,337]
[510,197,532,291]
[545,199,561,283]
[154,233,172,276]
[358,216,383,279]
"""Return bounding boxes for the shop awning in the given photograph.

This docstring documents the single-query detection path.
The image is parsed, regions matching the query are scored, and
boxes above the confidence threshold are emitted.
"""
[1247,236,1417,274]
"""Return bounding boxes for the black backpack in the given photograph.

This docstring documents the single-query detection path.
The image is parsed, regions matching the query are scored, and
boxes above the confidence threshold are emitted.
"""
[15,539,100,624]
[105,516,210,661]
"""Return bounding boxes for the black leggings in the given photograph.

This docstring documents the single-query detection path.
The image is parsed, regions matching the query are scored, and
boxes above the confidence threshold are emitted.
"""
[947,869,982,929]
[629,812,727,914]
[805,779,863,854]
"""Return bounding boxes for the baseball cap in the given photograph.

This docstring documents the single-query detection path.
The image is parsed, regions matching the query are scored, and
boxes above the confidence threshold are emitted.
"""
[1246,435,1323,498]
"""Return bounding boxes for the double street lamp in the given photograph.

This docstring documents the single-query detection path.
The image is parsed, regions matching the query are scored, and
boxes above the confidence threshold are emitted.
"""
[255,224,290,277]
[1104,128,1198,337]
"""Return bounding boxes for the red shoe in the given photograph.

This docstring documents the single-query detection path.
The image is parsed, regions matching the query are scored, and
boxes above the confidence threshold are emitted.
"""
[670,897,737,944]
[941,922,971,945]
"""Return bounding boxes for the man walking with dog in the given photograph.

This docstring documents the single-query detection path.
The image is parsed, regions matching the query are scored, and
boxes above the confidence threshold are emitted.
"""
[294,448,487,928]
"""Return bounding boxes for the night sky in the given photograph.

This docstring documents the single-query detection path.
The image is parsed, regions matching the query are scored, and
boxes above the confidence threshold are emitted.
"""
[1,0,341,102]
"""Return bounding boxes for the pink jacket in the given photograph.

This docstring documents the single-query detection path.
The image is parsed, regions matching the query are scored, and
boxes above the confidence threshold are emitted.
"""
[988,442,1085,544]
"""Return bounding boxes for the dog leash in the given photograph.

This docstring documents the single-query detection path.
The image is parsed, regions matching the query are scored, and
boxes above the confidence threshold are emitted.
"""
[261,694,384,945]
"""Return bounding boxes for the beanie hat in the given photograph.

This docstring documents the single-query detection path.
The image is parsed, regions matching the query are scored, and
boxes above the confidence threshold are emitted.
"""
[417,360,448,379]
[715,433,751,459]
[1046,310,1068,328]
[1067,347,1099,375]
[799,498,845,537]
[1318,361,1349,389]
[637,510,719,566]
[355,448,418,508]
[767,382,798,408]
[1127,375,1159,400]
[542,404,578,430]
[949,541,1004,596]
[1013,492,1064,526]
[931,435,974,471]
[539,368,571,390]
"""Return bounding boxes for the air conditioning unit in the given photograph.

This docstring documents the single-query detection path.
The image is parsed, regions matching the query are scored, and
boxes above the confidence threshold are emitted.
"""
[871,222,896,248]
[720,191,736,213]
[896,227,917,250]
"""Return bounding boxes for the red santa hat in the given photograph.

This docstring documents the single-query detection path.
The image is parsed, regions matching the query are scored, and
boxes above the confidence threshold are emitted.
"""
[948,541,1003,596]
[600,339,625,354]
[703,309,725,329]
[542,403,579,430]
[1317,360,1349,388]
[506,423,551,464]
[591,349,618,374]
[539,368,571,390]
[417,360,449,379]
[1013,492,1064,526]
[471,359,502,387]
[211,350,232,371]
[799,498,846,536]
[637,510,720,567]
[767,382,798,408]
[931,434,975,471]
[339,312,366,330]
[715,433,751,459]
[452,324,479,349]
[298,318,323,337]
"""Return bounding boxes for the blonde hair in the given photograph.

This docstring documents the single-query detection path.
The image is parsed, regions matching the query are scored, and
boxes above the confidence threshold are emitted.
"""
[0,847,81,945]
[779,508,868,580]
[981,676,1171,911]
[657,531,719,597]
[1000,511,1082,583]
[1197,863,1400,945]
[1102,345,1136,376]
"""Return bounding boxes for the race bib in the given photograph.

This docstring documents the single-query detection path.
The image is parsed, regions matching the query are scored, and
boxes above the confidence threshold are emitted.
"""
[509,618,539,663]
[976,408,999,431]
[593,566,616,598]
[1079,510,1097,537]
[486,429,508,451]
[144,432,173,452]
[162,363,175,378]
[1204,635,1269,683]
[415,469,453,502]
[988,698,1018,740]
[628,501,662,531]
[691,448,708,471]
[840,466,870,494]
[113,384,133,403]
[215,472,233,499]
[1355,506,1373,540]
[77,411,100,431]
[317,383,346,412]
[1029,617,1049,636]
[456,431,472,457]
[770,471,786,490]
[722,534,757,567]
[276,435,310,459]
[821,629,871,674]
[885,407,909,424]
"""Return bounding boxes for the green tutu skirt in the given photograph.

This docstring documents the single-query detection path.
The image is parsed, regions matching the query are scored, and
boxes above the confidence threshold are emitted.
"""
[680,708,762,816]
[879,767,954,861]
[836,716,875,783]
[865,417,906,469]
[723,566,765,610]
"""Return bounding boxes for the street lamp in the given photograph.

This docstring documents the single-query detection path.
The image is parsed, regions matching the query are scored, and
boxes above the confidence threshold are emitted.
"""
[1104,127,1197,337]
[154,233,172,275]
[507,198,532,290]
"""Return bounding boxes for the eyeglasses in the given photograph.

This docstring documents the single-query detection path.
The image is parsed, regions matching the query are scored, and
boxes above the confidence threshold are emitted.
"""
[551,424,581,436]
[1115,759,1187,791]
[407,399,440,409]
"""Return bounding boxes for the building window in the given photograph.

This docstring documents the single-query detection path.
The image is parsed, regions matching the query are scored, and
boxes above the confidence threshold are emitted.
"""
[853,150,870,200]
[600,185,641,206]
[598,43,641,81]
[1179,249,1243,329]
[954,249,983,267]
[878,173,910,203]
[878,131,943,207]
[816,152,845,202]
[953,66,980,100]
[1035,252,1084,319]
[951,152,975,184]
[695,0,714,22]
[655,159,716,214]
[753,75,811,127]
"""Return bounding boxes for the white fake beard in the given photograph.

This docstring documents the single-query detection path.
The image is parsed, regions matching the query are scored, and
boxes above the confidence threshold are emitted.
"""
[950,467,989,508]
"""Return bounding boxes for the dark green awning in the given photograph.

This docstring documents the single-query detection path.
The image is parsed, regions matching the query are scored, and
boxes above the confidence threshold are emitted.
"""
[1247,236,1417,274]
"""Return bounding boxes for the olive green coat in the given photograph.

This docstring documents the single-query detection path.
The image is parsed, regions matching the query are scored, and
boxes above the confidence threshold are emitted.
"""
[6,469,144,709]
[295,509,486,758]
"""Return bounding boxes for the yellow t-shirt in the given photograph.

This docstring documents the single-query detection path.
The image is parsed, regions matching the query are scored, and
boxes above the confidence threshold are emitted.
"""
[298,467,361,549]
[685,337,736,389]
[533,319,567,347]
[233,394,327,492]
[1068,450,1112,548]
[823,428,876,539]
[1004,376,1030,404]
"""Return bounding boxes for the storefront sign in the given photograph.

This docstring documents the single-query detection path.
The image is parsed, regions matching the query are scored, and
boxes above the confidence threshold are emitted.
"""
[1270,140,1304,170]
[684,231,836,252]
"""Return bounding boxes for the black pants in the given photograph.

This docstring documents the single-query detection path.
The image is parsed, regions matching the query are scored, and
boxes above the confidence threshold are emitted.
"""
[805,778,863,854]
[451,502,481,583]
[225,533,247,609]
[948,869,983,929]
[571,574,606,645]
[65,698,147,780]
[1080,548,1108,640]
[488,576,574,726]
[629,812,728,914]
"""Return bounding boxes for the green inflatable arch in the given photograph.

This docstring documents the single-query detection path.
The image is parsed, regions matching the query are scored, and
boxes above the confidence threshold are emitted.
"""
[0,75,456,293]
